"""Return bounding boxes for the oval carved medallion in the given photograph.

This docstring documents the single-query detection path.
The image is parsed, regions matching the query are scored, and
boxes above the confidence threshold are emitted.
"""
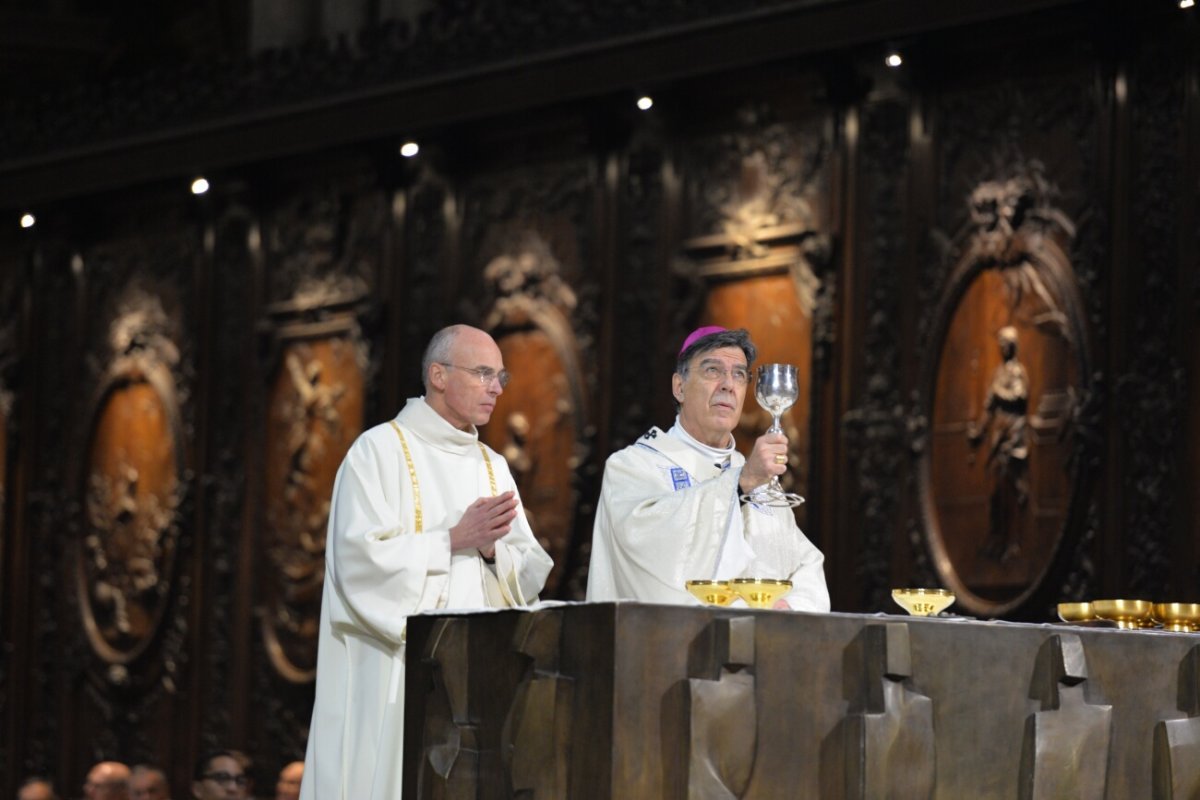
[80,365,182,663]
[920,174,1091,615]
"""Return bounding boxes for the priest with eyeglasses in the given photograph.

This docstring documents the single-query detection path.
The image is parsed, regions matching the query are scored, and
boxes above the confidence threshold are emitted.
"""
[300,324,552,800]
[586,326,828,612]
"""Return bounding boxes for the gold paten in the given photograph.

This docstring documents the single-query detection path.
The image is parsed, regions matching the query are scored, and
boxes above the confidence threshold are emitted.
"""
[1056,602,1095,623]
[730,578,793,609]
[1091,599,1154,630]
[1153,603,1200,633]
[892,588,955,617]
[686,580,736,607]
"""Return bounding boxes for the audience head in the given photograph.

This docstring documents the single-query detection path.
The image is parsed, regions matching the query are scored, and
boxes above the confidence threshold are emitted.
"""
[191,751,248,800]
[130,764,170,800]
[84,762,131,800]
[17,777,58,800]
[273,762,303,800]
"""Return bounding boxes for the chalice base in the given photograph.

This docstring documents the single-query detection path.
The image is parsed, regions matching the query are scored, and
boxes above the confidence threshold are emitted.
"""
[741,479,805,509]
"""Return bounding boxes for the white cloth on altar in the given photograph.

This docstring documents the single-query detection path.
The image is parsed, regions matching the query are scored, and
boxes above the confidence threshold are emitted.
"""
[586,421,829,612]
[300,396,553,800]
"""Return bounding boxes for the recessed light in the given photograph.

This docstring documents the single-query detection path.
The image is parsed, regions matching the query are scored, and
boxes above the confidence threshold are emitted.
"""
[400,141,420,158]
[191,177,210,195]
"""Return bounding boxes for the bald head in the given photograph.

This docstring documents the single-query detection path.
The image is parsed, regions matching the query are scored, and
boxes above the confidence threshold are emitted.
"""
[422,325,506,431]
[85,762,131,800]
[274,761,303,800]
[18,778,57,800]
[421,325,497,389]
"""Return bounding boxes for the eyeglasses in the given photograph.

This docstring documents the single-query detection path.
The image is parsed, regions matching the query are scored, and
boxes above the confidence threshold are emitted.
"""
[697,363,750,385]
[203,772,249,788]
[439,363,511,388]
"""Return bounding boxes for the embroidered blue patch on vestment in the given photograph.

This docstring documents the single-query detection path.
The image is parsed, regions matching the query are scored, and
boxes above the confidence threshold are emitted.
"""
[670,467,691,490]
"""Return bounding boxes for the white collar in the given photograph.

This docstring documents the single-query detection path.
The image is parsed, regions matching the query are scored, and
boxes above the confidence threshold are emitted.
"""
[396,396,480,455]
[667,415,735,464]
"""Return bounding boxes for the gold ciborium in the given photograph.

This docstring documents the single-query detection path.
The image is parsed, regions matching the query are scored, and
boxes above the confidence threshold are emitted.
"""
[892,588,955,617]
[1092,599,1153,630]
[685,580,736,607]
[1153,603,1200,633]
[1057,602,1095,624]
[730,578,792,609]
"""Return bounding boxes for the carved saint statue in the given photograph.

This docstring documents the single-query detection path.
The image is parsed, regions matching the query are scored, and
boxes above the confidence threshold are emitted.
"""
[967,326,1030,563]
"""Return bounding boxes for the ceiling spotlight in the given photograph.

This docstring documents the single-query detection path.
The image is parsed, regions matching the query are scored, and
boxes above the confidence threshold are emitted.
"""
[400,141,420,158]
[1182,0,1195,9]
[885,52,903,68]
[19,213,35,229]
[191,177,210,195]
[637,95,654,111]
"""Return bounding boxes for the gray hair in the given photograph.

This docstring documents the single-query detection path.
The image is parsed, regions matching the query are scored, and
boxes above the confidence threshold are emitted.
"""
[675,328,757,379]
[421,325,464,391]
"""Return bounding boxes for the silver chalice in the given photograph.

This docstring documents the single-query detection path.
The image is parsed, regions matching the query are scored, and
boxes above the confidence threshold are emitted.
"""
[741,363,805,508]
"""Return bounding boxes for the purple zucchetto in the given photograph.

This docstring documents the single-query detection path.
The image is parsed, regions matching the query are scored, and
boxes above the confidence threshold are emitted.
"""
[678,325,727,355]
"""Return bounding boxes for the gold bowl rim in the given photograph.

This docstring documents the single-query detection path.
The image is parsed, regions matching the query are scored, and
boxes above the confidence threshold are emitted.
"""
[1057,601,1095,622]
[685,579,731,587]
[1092,599,1154,619]
[892,588,955,597]
[730,577,793,587]
[1153,602,1200,619]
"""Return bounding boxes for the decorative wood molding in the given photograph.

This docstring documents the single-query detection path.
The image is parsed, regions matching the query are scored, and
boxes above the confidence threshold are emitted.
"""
[260,305,367,684]
[1120,42,1187,595]
[842,97,909,612]
[461,158,598,599]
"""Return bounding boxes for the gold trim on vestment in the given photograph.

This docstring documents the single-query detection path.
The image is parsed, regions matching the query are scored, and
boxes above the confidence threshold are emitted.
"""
[389,422,499,535]
[389,421,423,533]
[478,442,497,496]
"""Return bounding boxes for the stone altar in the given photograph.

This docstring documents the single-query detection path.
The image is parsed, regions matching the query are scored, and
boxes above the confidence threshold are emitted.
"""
[402,603,1200,799]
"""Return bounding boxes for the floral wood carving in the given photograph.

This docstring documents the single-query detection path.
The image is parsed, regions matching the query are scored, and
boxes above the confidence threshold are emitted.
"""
[80,290,185,671]
[263,317,366,682]
[478,231,588,595]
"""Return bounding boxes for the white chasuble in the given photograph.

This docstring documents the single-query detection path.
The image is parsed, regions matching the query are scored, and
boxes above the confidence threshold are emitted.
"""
[301,397,553,800]
[586,423,829,612]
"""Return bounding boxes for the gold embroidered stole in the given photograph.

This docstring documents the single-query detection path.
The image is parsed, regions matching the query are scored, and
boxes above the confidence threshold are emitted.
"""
[389,420,498,532]
[389,420,507,607]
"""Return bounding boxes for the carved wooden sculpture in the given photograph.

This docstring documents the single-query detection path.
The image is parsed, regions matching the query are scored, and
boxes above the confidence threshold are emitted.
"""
[1019,633,1112,800]
[81,289,185,673]
[479,230,589,596]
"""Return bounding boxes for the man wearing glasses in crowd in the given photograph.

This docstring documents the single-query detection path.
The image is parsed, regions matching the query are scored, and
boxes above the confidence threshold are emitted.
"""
[587,326,829,611]
[300,324,552,799]
[191,752,247,800]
